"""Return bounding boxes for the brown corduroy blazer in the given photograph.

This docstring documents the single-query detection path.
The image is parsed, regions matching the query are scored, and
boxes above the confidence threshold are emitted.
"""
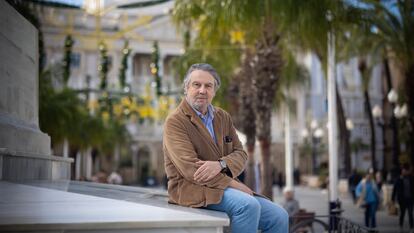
[163,99,248,207]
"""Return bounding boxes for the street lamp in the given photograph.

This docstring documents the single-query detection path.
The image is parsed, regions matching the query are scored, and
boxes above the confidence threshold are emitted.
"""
[312,127,324,174]
[372,104,382,119]
[372,88,406,182]
[394,103,408,119]
[387,89,398,104]
[310,121,324,175]
[346,118,354,130]
[301,122,324,175]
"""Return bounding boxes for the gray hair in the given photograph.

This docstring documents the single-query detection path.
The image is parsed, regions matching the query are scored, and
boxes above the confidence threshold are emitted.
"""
[183,63,221,94]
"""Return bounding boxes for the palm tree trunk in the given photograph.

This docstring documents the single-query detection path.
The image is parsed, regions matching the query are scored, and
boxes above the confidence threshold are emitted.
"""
[336,84,351,177]
[364,90,377,172]
[236,49,257,191]
[405,64,414,167]
[245,144,256,191]
[252,25,283,200]
[259,138,273,199]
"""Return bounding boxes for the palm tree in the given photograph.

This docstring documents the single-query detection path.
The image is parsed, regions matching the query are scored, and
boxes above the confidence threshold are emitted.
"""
[233,49,257,191]
[173,0,289,198]
[272,1,358,179]
[171,0,361,198]
[358,58,378,172]
[359,0,414,165]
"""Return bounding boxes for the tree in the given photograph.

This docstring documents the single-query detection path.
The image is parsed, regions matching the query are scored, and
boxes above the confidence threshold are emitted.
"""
[98,41,110,90]
[63,35,74,86]
[119,40,131,90]
[233,49,257,191]
[359,0,414,166]
[173,0,288,199]
[274,0,361,178]
[151,41,162,96]
[358,58,378,172]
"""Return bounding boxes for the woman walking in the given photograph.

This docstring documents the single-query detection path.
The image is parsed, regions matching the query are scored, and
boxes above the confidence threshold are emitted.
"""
[356,171,380,228]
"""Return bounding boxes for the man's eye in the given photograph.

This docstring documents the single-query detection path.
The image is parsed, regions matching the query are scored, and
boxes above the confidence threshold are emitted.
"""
[193,83,200,87]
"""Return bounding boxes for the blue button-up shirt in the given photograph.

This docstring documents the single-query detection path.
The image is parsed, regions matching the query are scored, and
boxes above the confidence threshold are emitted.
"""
[192,105,216,143]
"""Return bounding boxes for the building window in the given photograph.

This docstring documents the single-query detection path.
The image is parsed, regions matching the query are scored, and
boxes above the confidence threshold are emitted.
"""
[163,55,178,77]
[71,53,81,68]
[133,54,151,77]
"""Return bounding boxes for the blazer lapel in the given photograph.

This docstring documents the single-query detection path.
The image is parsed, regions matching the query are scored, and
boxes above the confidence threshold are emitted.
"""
[180,99,221,157]
[213,114,224,156]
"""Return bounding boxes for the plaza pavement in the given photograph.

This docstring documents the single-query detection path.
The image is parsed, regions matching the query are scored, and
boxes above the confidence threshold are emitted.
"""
[67,181,406,233]
[273,186,405,233]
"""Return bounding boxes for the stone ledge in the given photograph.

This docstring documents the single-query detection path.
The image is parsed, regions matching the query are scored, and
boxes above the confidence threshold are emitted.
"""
[1,148,72,181]
[0,181,229,232]
[68,181,229,220]
[0,148,73,163]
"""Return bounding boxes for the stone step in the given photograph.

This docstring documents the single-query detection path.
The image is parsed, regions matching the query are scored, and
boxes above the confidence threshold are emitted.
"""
[0,181,229,233]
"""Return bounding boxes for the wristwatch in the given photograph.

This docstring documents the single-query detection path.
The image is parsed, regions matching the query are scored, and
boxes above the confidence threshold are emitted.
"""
[218,159,228,173]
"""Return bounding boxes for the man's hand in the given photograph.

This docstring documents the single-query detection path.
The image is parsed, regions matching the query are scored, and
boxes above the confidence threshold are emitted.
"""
[229,179,253,196]
[194,160,222,182]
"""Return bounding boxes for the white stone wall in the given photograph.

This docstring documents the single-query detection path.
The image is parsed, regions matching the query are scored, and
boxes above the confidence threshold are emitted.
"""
[0,1,51,156]
[0,1,72,181]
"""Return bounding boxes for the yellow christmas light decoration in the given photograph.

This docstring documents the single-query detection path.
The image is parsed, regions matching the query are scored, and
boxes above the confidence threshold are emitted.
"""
[113,104,123,117]
[101,111,110,122]
[151,67,158,74]
[230,30,245,44]
[121,97,131,107]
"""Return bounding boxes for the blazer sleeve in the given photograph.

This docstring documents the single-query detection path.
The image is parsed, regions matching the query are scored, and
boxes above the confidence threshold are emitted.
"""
[220,113,248,178]
[164,116,232,189]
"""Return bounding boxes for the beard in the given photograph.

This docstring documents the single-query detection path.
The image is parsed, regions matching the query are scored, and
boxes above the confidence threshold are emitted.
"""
[187,95,208,113]
[192,102,204,112]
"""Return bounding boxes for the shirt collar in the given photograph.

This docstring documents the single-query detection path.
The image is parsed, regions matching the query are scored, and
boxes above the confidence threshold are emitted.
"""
[191,104,215,120]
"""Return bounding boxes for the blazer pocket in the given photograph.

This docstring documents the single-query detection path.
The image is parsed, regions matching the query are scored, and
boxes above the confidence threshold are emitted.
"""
[178,180,204,206]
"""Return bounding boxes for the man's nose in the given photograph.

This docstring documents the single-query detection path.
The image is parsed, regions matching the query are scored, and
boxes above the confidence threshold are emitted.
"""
[198,85,207,94]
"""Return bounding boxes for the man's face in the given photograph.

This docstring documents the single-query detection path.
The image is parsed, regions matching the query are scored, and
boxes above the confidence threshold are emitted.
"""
[185,70,216,114]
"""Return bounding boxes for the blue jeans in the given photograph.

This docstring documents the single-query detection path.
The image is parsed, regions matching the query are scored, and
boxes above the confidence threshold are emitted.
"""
[364,202,377,228]
[206,188,289,233]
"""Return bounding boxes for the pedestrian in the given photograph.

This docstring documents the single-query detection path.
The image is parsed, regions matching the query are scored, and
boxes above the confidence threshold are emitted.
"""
[392,164,414,231]
[278,172,285,193]
[107,170,123,185]
[282,187,300,217]
[348,169,361,204]
[375,171,383,193]
[356,170,380,228]
[163,63,289,233]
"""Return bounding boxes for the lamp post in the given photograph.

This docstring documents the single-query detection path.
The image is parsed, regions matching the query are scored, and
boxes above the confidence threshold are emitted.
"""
[302,120,324,175]
[327,10,341,230]
[372,88,404,182]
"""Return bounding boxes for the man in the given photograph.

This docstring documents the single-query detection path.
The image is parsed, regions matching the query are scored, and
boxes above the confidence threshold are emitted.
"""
[282,187,300,217]
[163,63,288,233]
[392,164,414,231]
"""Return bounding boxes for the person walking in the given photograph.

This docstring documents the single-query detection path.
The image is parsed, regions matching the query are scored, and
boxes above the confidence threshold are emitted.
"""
[356,170,380,228]
[392,164,414,231]
[348,169,362,204]
[163,63,289,233]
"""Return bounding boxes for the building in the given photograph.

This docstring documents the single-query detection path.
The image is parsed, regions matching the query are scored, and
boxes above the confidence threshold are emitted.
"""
[37,0,183,185]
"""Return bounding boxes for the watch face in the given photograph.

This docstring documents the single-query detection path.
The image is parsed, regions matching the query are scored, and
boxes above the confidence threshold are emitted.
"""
[220,160,227,169]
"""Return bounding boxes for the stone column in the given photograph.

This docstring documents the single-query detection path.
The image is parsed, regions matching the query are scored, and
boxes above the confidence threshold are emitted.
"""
[0,1,72,182]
